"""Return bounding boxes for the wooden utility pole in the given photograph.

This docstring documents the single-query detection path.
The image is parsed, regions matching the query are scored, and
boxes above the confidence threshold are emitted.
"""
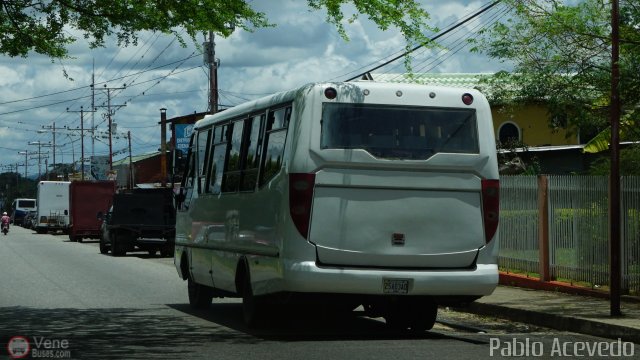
[160,109,167,187]
[206,31,218,114]
[610,0,622,317]
[127,131,133,189]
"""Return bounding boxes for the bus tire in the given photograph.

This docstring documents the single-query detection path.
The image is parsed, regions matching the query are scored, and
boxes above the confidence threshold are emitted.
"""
[384,298,437,333]
[188,274,212,309]
[409,302,437,332]
[241,267,265,327]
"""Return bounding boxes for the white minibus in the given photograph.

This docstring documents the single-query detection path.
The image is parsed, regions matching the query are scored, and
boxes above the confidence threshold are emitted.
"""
[11,198,37,226]
[174,81,500,331]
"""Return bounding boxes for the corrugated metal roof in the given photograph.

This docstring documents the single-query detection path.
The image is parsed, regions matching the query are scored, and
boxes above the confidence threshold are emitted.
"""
[112,151,160,166]
[369,73,493,89]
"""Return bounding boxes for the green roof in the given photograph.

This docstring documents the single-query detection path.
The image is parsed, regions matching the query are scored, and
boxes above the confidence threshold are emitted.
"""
[369,73,493,89]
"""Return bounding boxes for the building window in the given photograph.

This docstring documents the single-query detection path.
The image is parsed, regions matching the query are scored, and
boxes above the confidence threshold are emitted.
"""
[498,122,521,144]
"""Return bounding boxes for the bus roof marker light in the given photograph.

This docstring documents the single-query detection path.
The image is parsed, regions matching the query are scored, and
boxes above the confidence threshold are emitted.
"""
[429,92,436,99]
[396,90,403,97]
[462,93,474,105]
[363,89,370,96]
[324,87,337,100]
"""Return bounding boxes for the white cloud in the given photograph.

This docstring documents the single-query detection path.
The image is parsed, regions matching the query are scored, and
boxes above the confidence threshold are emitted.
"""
[0,0,510,173]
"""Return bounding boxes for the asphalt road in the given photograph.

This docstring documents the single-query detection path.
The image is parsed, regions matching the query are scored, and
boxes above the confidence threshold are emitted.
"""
[1,226,636,360]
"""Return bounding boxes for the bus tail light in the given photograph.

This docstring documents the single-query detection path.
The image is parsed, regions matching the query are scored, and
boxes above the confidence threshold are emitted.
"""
[481,179,500,243]
[462,93,474,105]
[289,173,316,239]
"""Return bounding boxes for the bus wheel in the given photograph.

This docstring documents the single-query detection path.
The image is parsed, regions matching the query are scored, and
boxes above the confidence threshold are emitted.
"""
[409,302,438,332]
[242,275,265,327]
[188,275,212,309]
[384,299,437,333]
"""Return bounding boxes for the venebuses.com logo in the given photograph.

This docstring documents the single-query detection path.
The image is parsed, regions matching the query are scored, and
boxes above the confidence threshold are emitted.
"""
[6,336,30,359]
[6,335,72,359]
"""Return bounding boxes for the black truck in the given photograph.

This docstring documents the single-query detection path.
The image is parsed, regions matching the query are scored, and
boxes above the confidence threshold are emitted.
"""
[99,187,176,257]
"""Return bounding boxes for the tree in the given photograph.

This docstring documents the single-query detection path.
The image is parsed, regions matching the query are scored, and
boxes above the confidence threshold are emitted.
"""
[472,0,640,144]
[0,0,434,59]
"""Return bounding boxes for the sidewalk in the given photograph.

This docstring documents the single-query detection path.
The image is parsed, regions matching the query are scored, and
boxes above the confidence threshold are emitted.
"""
[458,282,640,344]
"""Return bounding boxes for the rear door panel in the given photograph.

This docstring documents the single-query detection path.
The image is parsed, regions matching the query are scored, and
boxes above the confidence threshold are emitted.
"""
[308,169,484,268]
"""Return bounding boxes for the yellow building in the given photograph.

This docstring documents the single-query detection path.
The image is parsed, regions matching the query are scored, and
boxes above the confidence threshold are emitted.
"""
[370,73,580,147]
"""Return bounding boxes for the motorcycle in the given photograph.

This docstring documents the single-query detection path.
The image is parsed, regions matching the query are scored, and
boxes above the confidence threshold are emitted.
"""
[2,223,8,235]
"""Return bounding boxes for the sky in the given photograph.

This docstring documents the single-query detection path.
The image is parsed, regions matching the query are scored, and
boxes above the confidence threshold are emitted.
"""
[0,0,513,179]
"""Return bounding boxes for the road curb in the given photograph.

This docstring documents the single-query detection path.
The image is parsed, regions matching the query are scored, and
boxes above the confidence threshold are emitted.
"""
[457,302,640,344]
[499,273,640,303]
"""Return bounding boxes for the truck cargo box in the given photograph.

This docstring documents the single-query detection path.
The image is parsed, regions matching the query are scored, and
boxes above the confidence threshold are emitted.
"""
[69,180,116,242]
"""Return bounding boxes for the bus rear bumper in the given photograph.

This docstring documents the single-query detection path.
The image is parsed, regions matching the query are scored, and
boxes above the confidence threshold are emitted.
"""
[281,261,498,297]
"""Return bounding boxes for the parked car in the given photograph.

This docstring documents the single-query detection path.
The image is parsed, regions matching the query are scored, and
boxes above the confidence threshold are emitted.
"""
[98,188,175,257]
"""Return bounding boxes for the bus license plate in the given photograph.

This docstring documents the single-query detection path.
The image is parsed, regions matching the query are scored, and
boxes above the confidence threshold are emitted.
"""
[383,279,409,294]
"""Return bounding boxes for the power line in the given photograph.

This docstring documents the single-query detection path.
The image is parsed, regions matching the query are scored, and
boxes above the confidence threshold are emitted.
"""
[345,0,502,81]
[405,3,511,76]
[0,53,201,108]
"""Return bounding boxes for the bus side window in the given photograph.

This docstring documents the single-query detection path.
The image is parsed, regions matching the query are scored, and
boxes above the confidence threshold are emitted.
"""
[222,121,245,193]
[197,128,212,194]
[180,139,197,210]
[259,106,291,187]
[240,114,265,191]
[209,124,229,194]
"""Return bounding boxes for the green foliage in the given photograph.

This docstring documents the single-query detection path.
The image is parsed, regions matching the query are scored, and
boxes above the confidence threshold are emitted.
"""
[0,171,37,212]
[0,0,434,59]
[473,0,640,142]
[589,145,640,175]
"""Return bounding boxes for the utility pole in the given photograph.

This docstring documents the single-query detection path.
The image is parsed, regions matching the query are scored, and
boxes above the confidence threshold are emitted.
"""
[92,60,96,159]
[18,151,35,179]
[205,31,218,114]
[39,123,57,170]
[127,131,133,189]
[96,85,126,170]
[160,109,167,187]
[609,0,622,317]
[28,141,51,180]
[67,106,96,180]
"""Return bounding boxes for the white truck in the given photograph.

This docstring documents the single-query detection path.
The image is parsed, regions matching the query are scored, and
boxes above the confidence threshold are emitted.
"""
[35,181,71,234]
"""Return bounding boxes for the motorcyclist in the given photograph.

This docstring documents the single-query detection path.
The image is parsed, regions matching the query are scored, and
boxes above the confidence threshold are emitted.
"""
[1,212,10,230]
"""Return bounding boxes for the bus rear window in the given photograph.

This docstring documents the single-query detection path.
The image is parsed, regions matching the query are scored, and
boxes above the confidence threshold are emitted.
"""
[18,200,36,208]
[320,103,479,159]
